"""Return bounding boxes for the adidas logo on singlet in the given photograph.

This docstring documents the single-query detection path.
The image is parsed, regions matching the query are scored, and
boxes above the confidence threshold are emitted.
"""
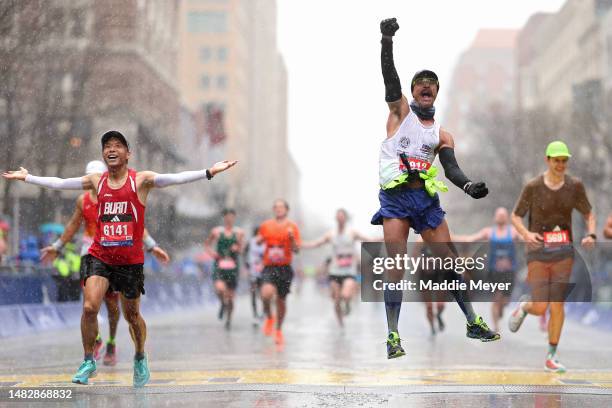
[110,215,121,222]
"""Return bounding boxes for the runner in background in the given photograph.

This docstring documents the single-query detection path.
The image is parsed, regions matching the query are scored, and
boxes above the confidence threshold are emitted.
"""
[245,225,265,327]
[257,199,301,345]
[204,209,244,330]
[413,237,445,336]
[457,207,521,332]
[302,209,372,327]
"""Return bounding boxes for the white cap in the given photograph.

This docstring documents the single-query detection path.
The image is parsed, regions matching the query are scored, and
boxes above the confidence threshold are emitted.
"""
[85,160,107,175]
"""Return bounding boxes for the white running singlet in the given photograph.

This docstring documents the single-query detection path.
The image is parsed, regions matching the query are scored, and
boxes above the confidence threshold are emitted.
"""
[379,110,440,189]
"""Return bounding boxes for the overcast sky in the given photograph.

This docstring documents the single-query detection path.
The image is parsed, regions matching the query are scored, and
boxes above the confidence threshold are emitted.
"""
[276,0,565,234]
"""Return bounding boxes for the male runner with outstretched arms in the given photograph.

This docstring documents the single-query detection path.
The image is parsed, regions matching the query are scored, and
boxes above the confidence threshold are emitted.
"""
[3,130,236,386]
[458,207,521,332]
[204,208,244,330]
[40,160,170,366]
[302,209,370,327]
[509,141,595,373]
[373,18,499,359]
[257,199,301,345]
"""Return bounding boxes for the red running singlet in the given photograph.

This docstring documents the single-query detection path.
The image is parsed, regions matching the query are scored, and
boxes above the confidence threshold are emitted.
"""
[89,169,145,265]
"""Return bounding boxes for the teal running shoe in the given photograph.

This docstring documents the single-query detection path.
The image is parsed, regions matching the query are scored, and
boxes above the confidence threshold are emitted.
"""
[386,331,406,359]
[71,359,96,385]
[467,316,501,342]
[133,354,150,388]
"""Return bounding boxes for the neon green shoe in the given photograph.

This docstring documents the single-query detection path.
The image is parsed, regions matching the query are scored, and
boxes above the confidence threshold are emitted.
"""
[133,354,150,388]
[467,316,501,342]
[71,360,96,385]
[386,331,406,359]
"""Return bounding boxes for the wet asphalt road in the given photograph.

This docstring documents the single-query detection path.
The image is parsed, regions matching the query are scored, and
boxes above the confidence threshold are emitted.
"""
[1,279,612,407]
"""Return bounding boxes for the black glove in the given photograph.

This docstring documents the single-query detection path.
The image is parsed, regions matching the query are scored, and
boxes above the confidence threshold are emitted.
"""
[464,181,488,199]
[380,18,399,37]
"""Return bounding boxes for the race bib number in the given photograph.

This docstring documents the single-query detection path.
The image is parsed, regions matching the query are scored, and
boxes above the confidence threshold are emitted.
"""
[336,254,354,267]
[268,246,286,263]
[399,156,431,172]
[218,258,237,270]
[100,214,134,247]
[543,230,570,248]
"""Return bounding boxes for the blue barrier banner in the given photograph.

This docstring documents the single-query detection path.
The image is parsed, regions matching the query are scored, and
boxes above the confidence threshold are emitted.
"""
[0,275,44,305]
[0,305,33,337]
[54,302,83,325]
[20,304,63,331]
[1,272,212,337]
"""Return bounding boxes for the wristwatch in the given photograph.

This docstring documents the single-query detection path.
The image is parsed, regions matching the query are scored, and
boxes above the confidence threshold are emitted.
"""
[587,233,597,240]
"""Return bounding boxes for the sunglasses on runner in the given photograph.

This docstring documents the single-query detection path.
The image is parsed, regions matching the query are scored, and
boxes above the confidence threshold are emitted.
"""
[412,77,439,88]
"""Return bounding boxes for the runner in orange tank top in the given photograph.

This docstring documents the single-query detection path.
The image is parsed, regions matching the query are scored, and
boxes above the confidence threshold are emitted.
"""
[257,199,301,345]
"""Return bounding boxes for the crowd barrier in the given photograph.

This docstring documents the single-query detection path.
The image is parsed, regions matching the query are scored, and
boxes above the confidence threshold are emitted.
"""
[0,271,214,338]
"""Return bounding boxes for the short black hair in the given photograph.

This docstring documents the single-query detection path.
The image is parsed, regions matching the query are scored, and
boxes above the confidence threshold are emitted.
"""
[101,130,129,150]
[222,208,236,216]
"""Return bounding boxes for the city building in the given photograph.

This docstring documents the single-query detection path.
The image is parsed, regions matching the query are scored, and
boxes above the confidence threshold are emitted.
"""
[178,0,299,221]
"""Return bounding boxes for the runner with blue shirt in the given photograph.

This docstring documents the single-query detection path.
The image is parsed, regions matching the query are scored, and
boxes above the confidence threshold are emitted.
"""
[459,207,521,332]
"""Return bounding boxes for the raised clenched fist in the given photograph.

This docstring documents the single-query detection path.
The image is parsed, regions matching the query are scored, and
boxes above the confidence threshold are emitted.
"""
[380,18,399,37]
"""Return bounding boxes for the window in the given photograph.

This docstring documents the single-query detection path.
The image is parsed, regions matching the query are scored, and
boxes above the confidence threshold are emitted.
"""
[217,47,228,62]
[187,11,227,33]
[201,75,211,89]
[216,75,227,89]
[70,9,85,38]
[200,47,212,62]
[49,8,65,37]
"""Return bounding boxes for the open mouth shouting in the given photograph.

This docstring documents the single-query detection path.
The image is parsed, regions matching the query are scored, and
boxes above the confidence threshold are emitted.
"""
[105,153,119,165]
[419,88,434,105]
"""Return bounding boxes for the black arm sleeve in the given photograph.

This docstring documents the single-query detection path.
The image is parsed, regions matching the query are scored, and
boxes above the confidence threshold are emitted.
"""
[381,38,402,102]
[439,147,471,190]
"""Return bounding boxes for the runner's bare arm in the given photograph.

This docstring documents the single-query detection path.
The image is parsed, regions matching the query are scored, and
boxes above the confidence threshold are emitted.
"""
[2,167,98,190]
[511,226,524,241]
[604,213,612,239]
[510,212,542,244]
[453,227,491,242]
[352,230,382,242]
[143,228,170,263]
[438,129,488,199]
[204,228,220,258]
[40,196,84,262]
[236,228,246,252]
[380,18,409,136]
[288,226,300,253]
[580,211,596,249]
[301,231,331,249]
